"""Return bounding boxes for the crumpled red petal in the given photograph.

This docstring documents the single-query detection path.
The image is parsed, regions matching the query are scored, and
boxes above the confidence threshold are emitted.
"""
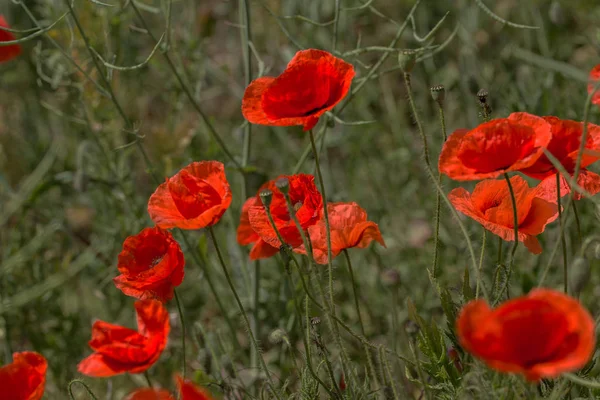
[588,64,600,106]
[148,161,232,230]
[125,388,175,400]
[176,375,215,400]
[241,49,355,131]
[0,351,47,400]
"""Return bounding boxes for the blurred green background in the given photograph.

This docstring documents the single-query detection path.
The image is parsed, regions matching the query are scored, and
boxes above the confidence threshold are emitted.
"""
[1,0,600,398]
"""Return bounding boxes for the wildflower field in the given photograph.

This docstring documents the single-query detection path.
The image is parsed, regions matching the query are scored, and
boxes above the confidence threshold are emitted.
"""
[3,0,600,398]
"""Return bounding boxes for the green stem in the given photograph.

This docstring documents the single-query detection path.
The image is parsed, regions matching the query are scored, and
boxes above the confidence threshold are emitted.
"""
[332,0,341,51]
[144,371,153,387]
[497,236,503,265]
[128,1,242,170]
[557,173,568,294]
[62,0,160,184]
[503,173,519,295]
[68,379,99,400]
[564,373,600,389]
[178,233,239,349]
[572,199,583,244]
[173,289,187,377]
[251,260,260,375]
[431,103,447,279]
[410,341,432,400]
[343,249,366,337]
[403,73,431,168]
[239,0,252,201]
[476,229,486,299]
[207,227,281,400]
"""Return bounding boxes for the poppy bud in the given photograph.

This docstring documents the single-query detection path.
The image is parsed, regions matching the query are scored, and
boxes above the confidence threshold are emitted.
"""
[430,85,445,106]
[477,88,489,104]
[570,257,591,296]
[311,317,321,327]
[269,328,287,344]
[380,268,401,287]
[259,189,273,208]
[398,50,416,73]
[275,177,290,195]
[339,373,347,392]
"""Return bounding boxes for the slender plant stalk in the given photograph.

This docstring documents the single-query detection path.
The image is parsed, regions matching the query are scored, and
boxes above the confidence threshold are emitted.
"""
[62,0,160,184]
[144,371,153,387]
[431,102,447,279]
[572,200,583,244]
[410,341,432,400]
[502,173,519,297]
[476,229,486,299]
[382,347,401,400]
[497,236,503,265]
[128,1,242,170]
[68,379,99,400]
[239,0,253,201]
[207,227,282,400]
[556,173,568,293]
[343,249,366,336]
[332,0,341,51]
[178,233,239,348]
[173,289,187,377]
[402,70,484,299]
[251,260,260,375]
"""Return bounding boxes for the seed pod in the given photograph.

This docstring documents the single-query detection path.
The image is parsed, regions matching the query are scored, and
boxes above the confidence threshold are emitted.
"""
[259,189,273,208]
[275,177,289,195]
[430,85,446,106]
[398,50,416,73]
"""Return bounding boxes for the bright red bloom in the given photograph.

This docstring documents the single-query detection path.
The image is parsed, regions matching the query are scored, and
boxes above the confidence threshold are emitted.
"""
[245,174,322,250]
[449,176,558,254]
[237,196,279,260]
[242,49,355,131]
[78,299,170,377]
[125,389,175,400]
[113,227,185,302]
[457,288,595,382]
[0,16,22,63]
[294,202,385,264]
[0,352,47,400]
[588,64,600,106]
[519,116,600,201]
[148,161,232,230]
[176,375,215,400]
[439,112,552,181]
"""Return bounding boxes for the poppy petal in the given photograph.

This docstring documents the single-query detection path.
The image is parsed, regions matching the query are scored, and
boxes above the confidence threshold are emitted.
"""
[125,388,176,400]
[0,16,22,63]
[0,352,47,400]
[176,375,215,400]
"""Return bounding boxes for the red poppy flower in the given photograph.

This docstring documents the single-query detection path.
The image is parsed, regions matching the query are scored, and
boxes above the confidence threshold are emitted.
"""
[125,389,175,400]
[245,174,322,249]
[242,49,355,131]
[0,16,21,63]
[176,375,215,400]
[457,288,595,382]
[588,64,600,106]
[0,351,47,400]
[148,161,232,230]
[113,227,185,302]
[237,196,279,260]
[294,202,385,264]
[439,112,552,181]
[519,116,600,201]
[78,299,170,377]
[448,175,558,254]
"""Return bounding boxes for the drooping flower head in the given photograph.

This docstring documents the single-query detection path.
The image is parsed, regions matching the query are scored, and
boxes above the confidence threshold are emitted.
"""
[588,64,600,106]
[244,174,322,250]
[439,112,552,181]
[0,16,22,63]
[457,288,595,382]
[242,49,355,131]
[113,227,185,302]
[294,202,385,264]
[78,299,170,377]
[148,161,232,230]
[0,352,47,400]
[237,196,280,260]
[448,175,558,254]
[520,116,600,201]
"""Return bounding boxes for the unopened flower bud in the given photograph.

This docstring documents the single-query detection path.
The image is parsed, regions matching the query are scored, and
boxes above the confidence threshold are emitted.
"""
[259,189,273,208]
[275,177,290,195]
[430,85,445,106]
[269,328,287,344]
[477,89,489,104]
[398,50,416,73]
[570,257,591,295]
[447,347,463,372]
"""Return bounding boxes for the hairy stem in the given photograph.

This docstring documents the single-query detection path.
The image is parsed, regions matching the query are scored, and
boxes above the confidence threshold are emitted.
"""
[173,289,187,377]
[476,229,486,299]
[557,173,568,293]
[343,249,366,337]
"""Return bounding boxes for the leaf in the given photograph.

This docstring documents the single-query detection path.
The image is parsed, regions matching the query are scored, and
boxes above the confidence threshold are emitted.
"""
[462,266,474,301]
